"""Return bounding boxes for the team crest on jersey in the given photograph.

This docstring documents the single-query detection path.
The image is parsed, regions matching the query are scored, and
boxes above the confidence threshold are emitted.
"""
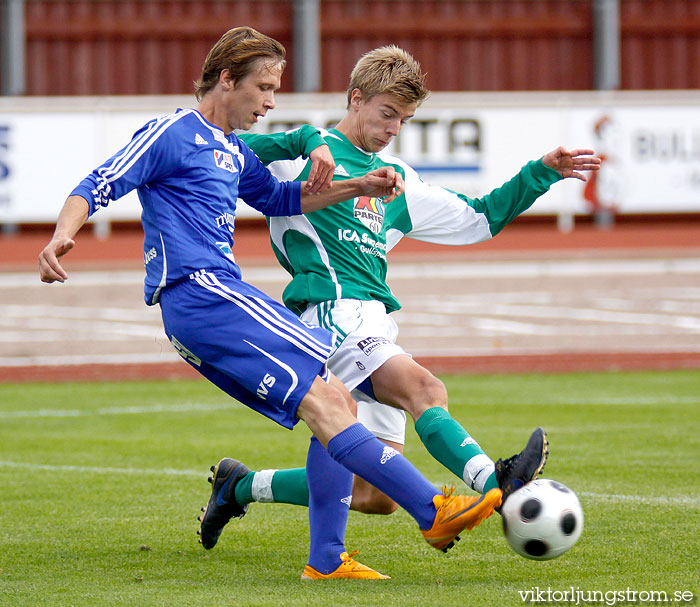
[213,150,237,173]
[353,196,385,233]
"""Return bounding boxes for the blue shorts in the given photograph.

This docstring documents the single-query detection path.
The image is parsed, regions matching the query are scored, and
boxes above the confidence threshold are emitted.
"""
[159,269,333,429]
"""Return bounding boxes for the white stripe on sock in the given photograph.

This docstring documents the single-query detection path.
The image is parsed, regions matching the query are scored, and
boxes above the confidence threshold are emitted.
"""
[251,469,278,503]
[464,454,495,493]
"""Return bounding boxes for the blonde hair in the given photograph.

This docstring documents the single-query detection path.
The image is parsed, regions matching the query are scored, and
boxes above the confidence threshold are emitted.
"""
[194,27,286,100]
[346,46,429,108]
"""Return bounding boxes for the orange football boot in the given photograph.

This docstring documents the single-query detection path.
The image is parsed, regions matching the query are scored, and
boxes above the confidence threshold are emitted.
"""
[421,487,502,552]
[301,551,390,580]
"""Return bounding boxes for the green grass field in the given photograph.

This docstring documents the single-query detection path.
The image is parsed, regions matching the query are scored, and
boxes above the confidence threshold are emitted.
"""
[1,370,698,606]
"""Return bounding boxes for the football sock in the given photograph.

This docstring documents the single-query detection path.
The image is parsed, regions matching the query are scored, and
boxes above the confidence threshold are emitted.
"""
[270,468,309,505]
[306,436,353,574]
[327,422,438,530]
[232,471,254,506]
[415,407,498,494]
[234,469,310,507]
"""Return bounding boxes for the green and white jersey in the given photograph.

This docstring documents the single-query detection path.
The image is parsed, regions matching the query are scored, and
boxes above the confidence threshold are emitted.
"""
[241,127,562,315]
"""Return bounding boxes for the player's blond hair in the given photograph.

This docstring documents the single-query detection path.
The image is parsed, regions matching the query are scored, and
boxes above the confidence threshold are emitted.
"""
[346,46,429,108]
[194,27,286,100]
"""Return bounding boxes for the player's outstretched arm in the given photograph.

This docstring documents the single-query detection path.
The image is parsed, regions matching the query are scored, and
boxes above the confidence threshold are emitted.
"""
[300,166,404,213]
[38,195,90,283]
[542,147,601,181]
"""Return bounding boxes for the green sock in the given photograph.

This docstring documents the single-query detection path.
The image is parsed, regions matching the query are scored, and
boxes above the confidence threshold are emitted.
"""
[233,472,255,506]
[271,468,309,506]
[414,406,497,493]
[234,468,309,507]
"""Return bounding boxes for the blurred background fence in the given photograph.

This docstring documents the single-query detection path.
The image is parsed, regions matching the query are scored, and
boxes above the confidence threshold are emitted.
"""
[1,0,699,230]
[2,0,700,95]
[0,0,698,376]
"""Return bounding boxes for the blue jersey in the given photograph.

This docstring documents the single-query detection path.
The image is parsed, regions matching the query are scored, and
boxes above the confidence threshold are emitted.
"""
[71,108,301,305]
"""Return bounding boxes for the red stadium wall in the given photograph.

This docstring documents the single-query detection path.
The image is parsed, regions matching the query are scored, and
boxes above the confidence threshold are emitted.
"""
[5,0,700,95]
[22,0,294,95]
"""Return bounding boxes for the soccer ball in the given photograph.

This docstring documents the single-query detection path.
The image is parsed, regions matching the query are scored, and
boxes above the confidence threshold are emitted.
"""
[501,478,584,560]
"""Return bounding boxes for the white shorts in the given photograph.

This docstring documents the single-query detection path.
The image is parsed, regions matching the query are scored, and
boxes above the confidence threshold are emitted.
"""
[300,299,408,444]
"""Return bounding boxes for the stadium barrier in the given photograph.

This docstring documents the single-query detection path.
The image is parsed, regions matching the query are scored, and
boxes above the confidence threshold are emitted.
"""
[1,91,699,233]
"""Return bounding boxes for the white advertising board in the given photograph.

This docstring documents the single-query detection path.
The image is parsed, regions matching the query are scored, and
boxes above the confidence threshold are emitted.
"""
[0,91,698,224]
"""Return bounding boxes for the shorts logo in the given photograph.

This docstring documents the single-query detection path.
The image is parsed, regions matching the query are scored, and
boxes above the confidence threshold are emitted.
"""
[357,337,390,356]
[257,373,276,400]
[214,150,237,173]
[144,247,157,265]
[170,336,201,367]
[353,196,384,233]
[380,445,399,464]
[355,361,366,370]
[340,495,353,507]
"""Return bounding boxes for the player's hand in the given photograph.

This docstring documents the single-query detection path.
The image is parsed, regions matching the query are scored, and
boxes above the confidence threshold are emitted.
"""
[360,166,404,203]
[542,147,602,182]
[304,144,335,194]
[38,237,74,283]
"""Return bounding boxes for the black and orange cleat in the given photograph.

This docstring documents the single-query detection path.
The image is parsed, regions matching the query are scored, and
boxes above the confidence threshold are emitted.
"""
[495,427,549,506]
[421,486,502,552]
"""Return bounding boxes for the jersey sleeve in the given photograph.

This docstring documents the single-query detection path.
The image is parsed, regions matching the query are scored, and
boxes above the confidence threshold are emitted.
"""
[401,158,562,245]
[69,115,183,217]
[239,125,326,166]
[236,138,302,216]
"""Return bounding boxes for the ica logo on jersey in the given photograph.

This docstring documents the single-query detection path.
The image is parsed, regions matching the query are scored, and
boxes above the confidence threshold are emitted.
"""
[256,373,276,400]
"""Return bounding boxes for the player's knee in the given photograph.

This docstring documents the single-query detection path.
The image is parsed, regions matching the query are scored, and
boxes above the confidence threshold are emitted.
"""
[404,372,448,417]
[424,374,448,409]
[299,378,354,435]
[332,376,356,415]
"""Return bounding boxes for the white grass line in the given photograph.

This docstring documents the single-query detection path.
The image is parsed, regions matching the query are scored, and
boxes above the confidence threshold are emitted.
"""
[578,491,700,507]
[0,459,697,508]
[0,460,202,478]
[554,396,700,406]
[0,402,236,419]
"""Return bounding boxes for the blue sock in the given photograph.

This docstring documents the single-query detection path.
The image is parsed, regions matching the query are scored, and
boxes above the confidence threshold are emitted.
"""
[327,423,439,530]
[306,436,353,574]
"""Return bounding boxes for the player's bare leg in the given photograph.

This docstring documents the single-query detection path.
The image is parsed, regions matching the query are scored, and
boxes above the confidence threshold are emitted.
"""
[371,354,547,503]
[295,375,358,445]
[346,356,448,514]
[369,354,447,422]
[201,372,501,574]
[350,439,402,515]
[294,377,500,561]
